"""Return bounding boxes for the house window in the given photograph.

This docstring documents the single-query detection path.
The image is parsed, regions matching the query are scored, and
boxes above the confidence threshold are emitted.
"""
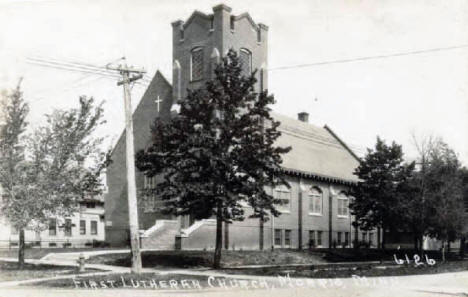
[191,47,204,81]
[80,220,86,235]
[86,202,95,208]
[274,185,291,213]
[91,221,98,235]
[337,232,342,245]
[345,232,349,246]
[309,187,322,215]
[369,232,374,246]
[49,218,57,236]
[284,229,291,247]
[337,193,349,217]
[239,48,252,77]
[317,231,322,246]
[64,219,72,237]
[309,230,315,247]
[274,229,282,246]
[230,15,235,30]
[362,232,367,242]
[144,176,156,189]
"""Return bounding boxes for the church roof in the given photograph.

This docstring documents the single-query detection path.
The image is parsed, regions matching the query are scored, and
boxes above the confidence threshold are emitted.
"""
[271,112,360,184]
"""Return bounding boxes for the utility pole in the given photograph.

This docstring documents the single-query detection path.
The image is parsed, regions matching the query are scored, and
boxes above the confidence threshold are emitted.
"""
[107,58,145,273]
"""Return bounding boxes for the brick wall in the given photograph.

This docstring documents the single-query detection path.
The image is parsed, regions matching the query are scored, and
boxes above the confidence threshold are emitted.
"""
[104,71,173,246]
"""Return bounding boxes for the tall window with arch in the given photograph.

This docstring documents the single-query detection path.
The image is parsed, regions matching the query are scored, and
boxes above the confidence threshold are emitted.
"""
[143,175,157,212]
[191,47,204,81]
[239,48,252,77]
[274,184,291,213]
[337,192,349,217]
[309,187,322,215]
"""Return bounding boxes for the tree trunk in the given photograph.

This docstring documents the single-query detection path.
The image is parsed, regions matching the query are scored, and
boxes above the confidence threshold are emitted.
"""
[413,233,418,251]
[224,221,229,250]
[441,240,446,262]
[377,227,381,249]
[18,228,25,269]
[419,234,424,258]
[259,218,264,251]
[381,224,386,251]
[354,223,359,250]
[459,236,465,258]
[213,205,223,269]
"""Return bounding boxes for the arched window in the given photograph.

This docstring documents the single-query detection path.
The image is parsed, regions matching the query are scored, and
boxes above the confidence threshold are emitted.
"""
[274,184,291,213]
[144,175,156,189]
[337,192,349,217]
[239,48,252,77]
[309,187,322,214]
[191,47,204,81]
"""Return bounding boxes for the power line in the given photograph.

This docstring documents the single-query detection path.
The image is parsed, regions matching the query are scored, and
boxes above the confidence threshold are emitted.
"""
[268,44,468,71]
[27,56,152,89]
[27,61,120,79]
[28,56,116,74]
[26,58,120,78]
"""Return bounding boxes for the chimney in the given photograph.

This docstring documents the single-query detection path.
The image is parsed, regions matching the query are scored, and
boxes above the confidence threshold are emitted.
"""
[298,112,309,123]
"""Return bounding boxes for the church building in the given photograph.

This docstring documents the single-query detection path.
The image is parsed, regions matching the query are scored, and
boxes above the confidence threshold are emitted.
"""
[105,4,378,250]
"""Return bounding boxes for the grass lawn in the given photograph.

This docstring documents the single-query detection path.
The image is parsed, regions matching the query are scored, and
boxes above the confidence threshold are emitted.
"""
[222,260,468,278]
[0,261,101,282]
[27,272,265,290]
[0,247,123,260]
[87,250,327,268]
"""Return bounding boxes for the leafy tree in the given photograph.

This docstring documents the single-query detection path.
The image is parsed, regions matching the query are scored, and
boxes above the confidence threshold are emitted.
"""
[412,137,464,261]
[397,173,425,251]
[350,137,415,250]
[400,136,465,259]
[136,49,290,268]
[0,83,108,268]
[459,167,468,257]
[0,82,30,267]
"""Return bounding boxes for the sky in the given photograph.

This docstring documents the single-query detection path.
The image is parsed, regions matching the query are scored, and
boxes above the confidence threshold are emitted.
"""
[0,0,467,165]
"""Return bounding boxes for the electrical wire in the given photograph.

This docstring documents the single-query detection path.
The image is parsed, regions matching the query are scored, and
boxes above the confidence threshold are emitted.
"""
[268,44,468,71]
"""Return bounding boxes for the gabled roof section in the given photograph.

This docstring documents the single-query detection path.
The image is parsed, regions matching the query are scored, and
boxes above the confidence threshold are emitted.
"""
[183,10,213,29]
[109,70,172,157]
[234,12,258,29]
[272,112,360,183]
[324,125,361,162]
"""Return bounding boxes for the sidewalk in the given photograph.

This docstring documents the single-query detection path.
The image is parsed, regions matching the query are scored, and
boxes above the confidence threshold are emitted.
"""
[39,248,160,261]
[40,249,131,261]
[0,257,129,273]
[0,260,467,297]
[0,252,466,296]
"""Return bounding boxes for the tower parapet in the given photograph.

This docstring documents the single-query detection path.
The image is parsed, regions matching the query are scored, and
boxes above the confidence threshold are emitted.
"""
[172,4,268,102]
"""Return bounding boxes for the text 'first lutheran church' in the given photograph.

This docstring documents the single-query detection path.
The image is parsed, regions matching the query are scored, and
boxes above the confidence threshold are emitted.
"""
[105,4,378,250]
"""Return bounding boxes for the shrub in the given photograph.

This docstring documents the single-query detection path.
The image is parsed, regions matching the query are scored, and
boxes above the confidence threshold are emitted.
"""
[92,240,110,248]
[308,239,316,249]
[358,241,371,249]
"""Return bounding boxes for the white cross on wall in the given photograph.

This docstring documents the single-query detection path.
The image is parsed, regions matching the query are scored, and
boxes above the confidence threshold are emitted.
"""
[155,96,163,112]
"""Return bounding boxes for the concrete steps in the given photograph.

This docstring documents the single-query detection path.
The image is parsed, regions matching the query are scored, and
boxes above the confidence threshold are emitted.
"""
[140,220,179,250]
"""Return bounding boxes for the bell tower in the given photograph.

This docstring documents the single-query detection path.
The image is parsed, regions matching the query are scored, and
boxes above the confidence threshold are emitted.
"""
[171,4,268,102]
